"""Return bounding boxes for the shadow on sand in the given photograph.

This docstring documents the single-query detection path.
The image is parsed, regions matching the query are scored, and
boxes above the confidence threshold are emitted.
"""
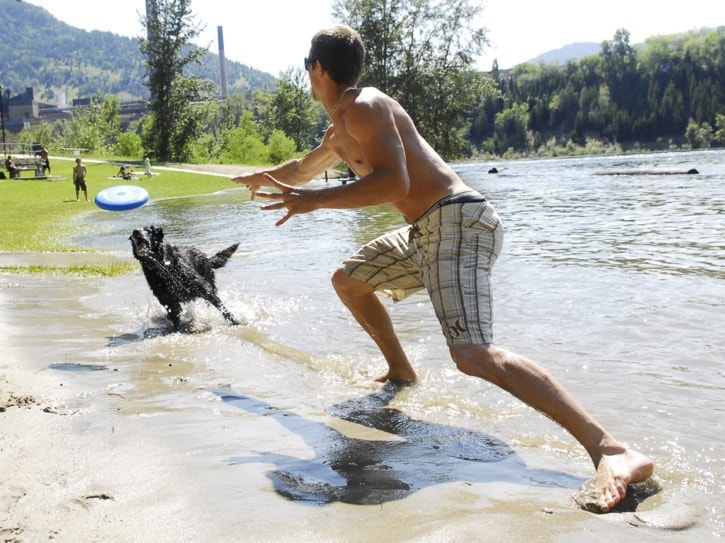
[213,383,586,506]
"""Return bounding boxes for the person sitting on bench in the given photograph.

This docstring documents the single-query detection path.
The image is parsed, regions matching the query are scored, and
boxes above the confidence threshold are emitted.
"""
[5,156,20,179]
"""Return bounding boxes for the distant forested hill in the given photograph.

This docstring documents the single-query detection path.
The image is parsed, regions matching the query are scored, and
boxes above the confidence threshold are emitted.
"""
[0,0,276,104]
[528,42,602,65]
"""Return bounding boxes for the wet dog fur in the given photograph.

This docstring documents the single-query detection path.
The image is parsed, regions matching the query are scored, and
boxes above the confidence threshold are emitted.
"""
[129,225,240,330]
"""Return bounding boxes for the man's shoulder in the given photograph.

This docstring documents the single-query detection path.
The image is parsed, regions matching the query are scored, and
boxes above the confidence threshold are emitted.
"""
[356,87,404,114]
[358,86,390,101]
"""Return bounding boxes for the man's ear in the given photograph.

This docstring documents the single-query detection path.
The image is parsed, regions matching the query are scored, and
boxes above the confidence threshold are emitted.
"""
[314,60,330,79]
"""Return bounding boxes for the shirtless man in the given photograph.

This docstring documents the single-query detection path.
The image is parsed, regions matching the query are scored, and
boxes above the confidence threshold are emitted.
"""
[40,146,51,176]
[232,25,653,512]
[72,157,88,201]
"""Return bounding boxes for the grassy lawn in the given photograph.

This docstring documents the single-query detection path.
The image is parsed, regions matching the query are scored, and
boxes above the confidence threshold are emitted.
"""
[0,158,245,276]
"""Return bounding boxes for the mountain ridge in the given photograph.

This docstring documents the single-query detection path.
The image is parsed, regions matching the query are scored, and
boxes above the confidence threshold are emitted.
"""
[0,0,275,104]
[527,42,602,65]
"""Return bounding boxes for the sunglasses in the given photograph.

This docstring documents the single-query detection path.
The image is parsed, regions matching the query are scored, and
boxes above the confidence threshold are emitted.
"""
[304,57,317,71]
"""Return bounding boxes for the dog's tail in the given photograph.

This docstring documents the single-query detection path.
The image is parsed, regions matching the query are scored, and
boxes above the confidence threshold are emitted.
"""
[209,243,239,269]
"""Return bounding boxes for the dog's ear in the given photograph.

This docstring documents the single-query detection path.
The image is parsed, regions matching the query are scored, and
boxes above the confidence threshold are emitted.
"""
[148,225,164,242]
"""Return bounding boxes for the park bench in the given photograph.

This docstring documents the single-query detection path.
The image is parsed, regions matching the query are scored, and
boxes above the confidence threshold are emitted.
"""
[3,155,58,180]
[61,147,89,156]
[2,143,54,180]
[5,155,46,178]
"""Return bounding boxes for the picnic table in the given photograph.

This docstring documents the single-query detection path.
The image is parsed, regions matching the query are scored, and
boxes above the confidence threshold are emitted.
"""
[5,155,47,179]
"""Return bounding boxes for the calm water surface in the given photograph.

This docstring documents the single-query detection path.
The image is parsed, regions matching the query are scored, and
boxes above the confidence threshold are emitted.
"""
[61,149,724,538]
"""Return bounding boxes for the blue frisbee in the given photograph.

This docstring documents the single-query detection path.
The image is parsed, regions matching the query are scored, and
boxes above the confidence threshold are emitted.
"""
[95,185,150,211]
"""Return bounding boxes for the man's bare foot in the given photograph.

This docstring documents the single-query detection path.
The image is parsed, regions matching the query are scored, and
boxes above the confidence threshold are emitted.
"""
[373,369,417,385]
[590,448,654,512]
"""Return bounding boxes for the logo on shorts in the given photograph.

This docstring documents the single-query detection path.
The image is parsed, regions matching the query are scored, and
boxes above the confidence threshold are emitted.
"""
[448,319,467,338]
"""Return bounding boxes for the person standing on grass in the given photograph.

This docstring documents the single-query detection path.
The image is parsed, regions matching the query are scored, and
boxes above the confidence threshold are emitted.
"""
[144,154,152,178]
[40,146,51,176]
[72,158,88,202]
[232,25,653,513]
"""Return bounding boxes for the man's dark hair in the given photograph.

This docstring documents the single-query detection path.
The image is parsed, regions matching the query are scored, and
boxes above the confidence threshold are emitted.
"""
[310,25,365,85]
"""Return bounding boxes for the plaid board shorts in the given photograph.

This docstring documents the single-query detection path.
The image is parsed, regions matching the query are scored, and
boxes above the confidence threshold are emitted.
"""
[342,193,504,347]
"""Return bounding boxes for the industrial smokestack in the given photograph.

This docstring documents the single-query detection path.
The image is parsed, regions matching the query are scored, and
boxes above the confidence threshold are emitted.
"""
[145,0,157,101]
[218,26,228,99]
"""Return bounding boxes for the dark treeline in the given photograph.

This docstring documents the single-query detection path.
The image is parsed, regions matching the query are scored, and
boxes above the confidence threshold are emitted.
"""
[471,28,725,157]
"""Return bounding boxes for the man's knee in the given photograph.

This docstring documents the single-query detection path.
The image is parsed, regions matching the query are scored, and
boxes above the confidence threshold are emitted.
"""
[331,268,349,294]
[331,268,373,298]
[450,344,500,382]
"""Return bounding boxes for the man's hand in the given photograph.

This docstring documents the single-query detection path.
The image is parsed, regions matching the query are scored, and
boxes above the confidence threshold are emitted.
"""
[256,174,319,227]
[231,172,271,200]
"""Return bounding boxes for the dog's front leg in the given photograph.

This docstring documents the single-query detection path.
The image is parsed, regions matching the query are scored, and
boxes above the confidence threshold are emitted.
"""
[222,308,240,326]
[164,301,184,331]
[205,294,240,326]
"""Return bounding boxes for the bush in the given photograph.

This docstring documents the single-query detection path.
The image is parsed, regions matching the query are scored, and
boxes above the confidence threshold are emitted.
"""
[685,120,713,149]
[114,132,144,157]
[267,130,297,163]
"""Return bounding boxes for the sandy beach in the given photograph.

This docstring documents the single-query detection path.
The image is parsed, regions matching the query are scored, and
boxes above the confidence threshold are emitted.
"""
[0,271,217,542]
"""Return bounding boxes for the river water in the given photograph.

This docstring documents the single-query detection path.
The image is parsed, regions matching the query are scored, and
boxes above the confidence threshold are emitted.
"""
[6,149,724,540]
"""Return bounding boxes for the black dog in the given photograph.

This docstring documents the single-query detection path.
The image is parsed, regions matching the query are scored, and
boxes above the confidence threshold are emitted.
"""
[130,225,240,330]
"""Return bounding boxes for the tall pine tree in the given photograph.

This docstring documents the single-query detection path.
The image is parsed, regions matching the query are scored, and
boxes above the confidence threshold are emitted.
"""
[139,0,213,161]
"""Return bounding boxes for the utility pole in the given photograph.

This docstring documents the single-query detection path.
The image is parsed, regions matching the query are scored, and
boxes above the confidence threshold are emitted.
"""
[0,85,6,154]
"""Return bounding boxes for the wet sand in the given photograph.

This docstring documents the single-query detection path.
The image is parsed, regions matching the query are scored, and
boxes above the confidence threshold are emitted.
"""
[0,271,707,542]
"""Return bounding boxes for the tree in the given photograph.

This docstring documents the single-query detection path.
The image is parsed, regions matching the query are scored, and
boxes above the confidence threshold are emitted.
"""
[220,110,268,164]
[139,0,214,161]
[492,103,530,154]
[61,96,120,152]
[266,68,321,152]
[685,120,713,149]
[18,122,56,150]
[600,28,646,136]
[333,0,490,158]
[716,113,725,144]
[267,129,298,163]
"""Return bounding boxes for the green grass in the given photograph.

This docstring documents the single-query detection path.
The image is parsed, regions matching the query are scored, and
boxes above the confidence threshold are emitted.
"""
[0,262,136,277]
[0,158,245,275]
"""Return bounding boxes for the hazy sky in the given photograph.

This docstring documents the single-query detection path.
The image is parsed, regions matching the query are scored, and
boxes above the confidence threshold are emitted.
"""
[24,0,721,74]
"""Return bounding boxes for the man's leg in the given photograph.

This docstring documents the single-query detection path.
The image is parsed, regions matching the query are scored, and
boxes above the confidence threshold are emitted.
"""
[332,269,417,384]
[450,343,654,511]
